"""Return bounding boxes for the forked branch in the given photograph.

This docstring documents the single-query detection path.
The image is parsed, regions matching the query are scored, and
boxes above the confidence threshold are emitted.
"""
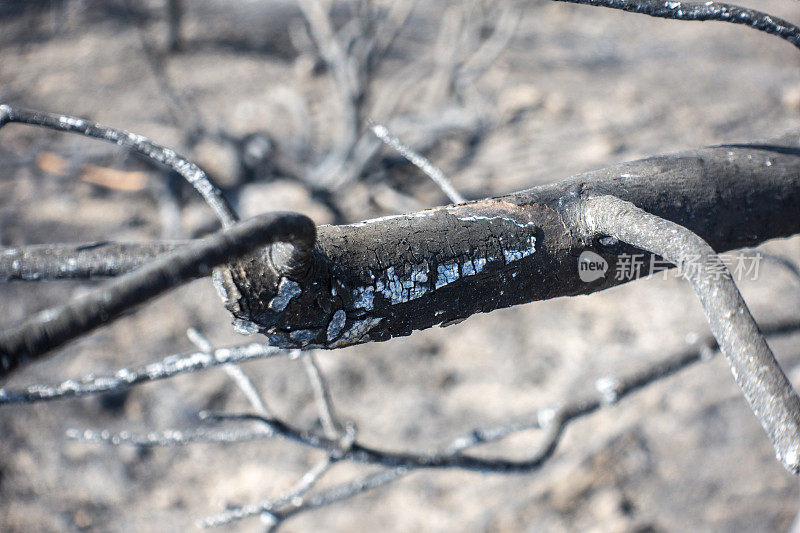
[579,195,800,474]
[1,0,800,486]
[58,317,800,530]
[215,135,800,351]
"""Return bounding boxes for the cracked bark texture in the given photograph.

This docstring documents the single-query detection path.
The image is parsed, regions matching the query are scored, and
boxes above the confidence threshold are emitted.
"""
[216,133,800,350]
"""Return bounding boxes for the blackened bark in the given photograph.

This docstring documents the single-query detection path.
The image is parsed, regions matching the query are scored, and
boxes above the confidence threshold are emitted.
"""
[217,134,800,350]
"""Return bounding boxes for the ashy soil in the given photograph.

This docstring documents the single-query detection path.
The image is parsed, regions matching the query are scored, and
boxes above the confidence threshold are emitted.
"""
[2,1,800,531]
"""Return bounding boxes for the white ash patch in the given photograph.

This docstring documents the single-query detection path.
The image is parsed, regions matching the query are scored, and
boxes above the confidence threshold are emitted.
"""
[435,262,460,289]
[340,211,433,228]
[269,278,301,311]
[58,115,85,128]
[456,214,537,228]
[377,265,430,304]
[326,309,347,341]
[461,257,486,277]
[329,317,383,348]
[232,319,259,335]
[352,285,375,311]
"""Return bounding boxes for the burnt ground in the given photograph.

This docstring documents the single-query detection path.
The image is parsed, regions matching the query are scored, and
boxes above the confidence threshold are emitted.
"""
[2,1,800,531]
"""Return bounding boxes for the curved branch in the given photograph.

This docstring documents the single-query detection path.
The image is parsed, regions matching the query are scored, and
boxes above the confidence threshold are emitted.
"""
[0,104,238,226]
[52,318,798,529]
[579,195,800,475]
[0,213,315,378]
[553,1,800,51]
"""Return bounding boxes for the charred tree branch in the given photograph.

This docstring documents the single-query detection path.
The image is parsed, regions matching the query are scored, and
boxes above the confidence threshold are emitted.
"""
[67,318,800,476]
[553,1,800,51]
[0,104,237,226]
[0,242,181,282]
[0,212,315,378]
[219,135,800,353]
[4,136,800,355]
[3,133,800,366]
[0,341,289,405]
[578,194,800,474]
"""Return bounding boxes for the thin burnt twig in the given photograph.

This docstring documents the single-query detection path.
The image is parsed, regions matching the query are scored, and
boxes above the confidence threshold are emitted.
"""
[221,318,800,529]
[370,121,466,204]
[0,341,287,405]
[297,0,361,181]
[553,0,800,50]
[200,318,800,473]
[0,242,181,282]
[199,459,342,529]
[67,425,272,447]
[187,327,274,417]
[299,351,344,439]
[0,104,236,226]
[66,318,799,529]
[200,426,357,528]
[266,466,409,525]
